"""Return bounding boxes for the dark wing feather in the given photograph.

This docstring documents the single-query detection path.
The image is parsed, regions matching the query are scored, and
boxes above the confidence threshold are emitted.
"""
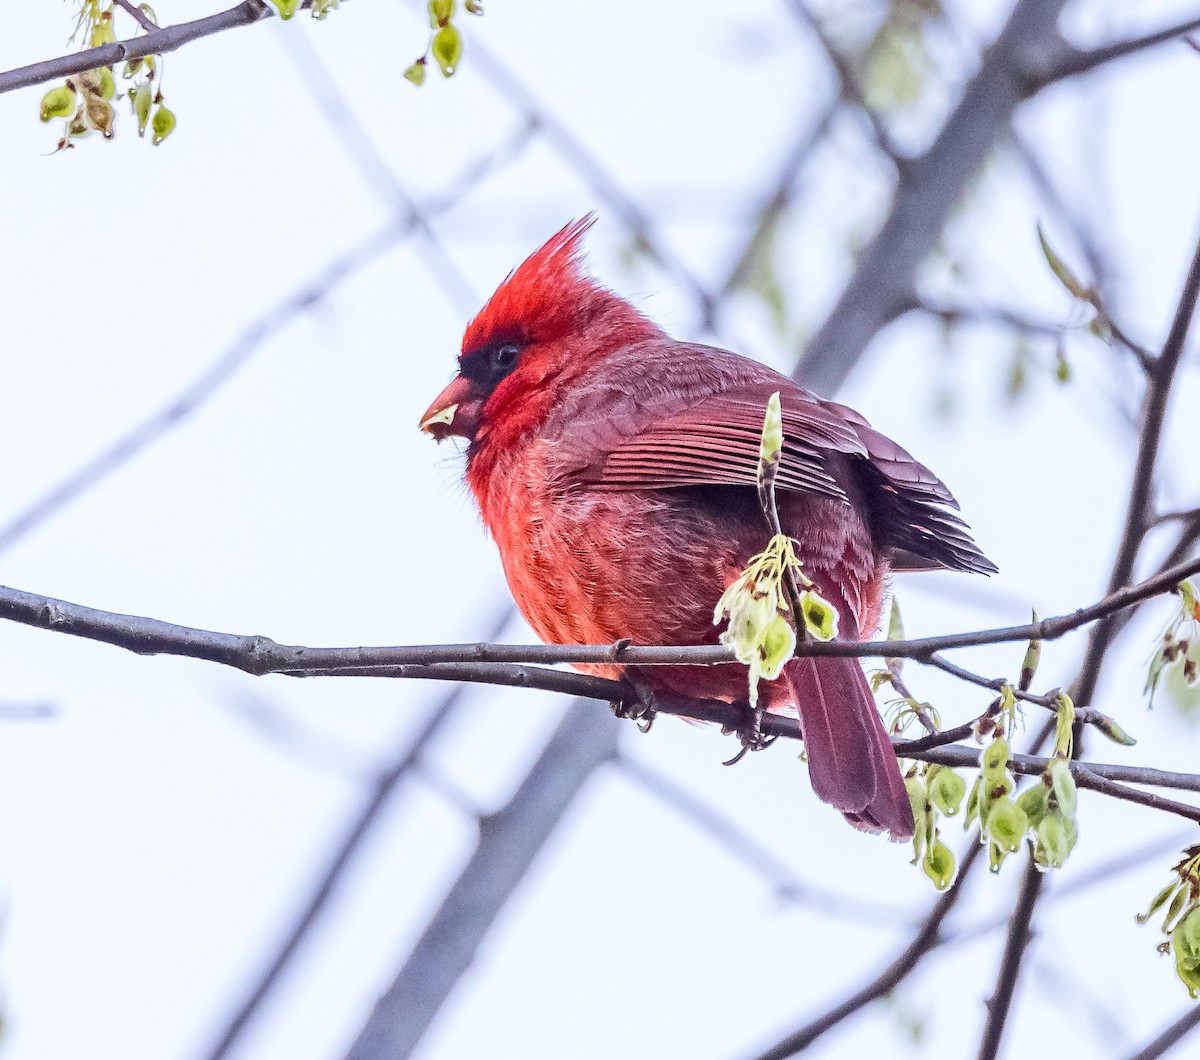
[588,384,867,502]
[566,344,995,576]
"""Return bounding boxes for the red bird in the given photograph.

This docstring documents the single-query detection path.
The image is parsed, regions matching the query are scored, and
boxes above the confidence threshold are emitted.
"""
[420,219,995,839]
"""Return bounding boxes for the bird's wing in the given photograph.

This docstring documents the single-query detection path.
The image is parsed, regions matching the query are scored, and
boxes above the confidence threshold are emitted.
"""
[569,351,996,576]
[584,382,867,502]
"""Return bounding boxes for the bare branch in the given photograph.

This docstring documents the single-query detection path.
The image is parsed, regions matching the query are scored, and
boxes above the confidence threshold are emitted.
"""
[1035,16,1200,85]
[795,0,1070,394]
[342,700,620,1060]
[749,839,985,1060]
[112,0,158,33]
[1,555,1195,677]
[0,1,274,96]
[1125,1005,1200,1060]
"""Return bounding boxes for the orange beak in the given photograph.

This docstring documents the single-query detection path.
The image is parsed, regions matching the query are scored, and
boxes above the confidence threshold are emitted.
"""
[419,375,484,441]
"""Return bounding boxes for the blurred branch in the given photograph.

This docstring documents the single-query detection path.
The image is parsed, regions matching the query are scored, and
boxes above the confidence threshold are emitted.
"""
[795,0,1070,394]
[750,838,985,1060]
[1034,15,1200,85]
[343,699,620,1060]
[0,127,530,557]
[201,603,510,1060]
[1126,1005,1200,1060]
[784,0,904,162]
[977,851,1045,1060]
[0,0,277,95]
[617,754,912,924]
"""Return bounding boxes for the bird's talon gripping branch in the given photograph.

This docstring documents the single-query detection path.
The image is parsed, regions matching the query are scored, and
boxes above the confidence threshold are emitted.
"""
[611,671,658,733]
[723,703,777,765]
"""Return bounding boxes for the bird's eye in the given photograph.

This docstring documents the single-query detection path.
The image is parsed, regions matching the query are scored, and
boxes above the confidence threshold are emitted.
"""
[491,343,520,371]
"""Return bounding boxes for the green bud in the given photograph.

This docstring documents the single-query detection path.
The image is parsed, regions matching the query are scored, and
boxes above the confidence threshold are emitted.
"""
[1139,880,1184,925]
[151,104,175,145]
[1179,908,1200,961]
[1166,881,1192,935]
[987,796,1029,853]
[1093,712,1137,747]
[799,590,838,641]
[40,84,77,122]
[271,0,301,18]
[1055,346,1070,383]
[1019,617,1040,691]
[1050,759,1077,818]
[1015,781,1050,827]
[123,57,143,79]
[963,775,981,829]
[759,392,783,466]
[465,0,483,11]
[132,82,152,136]
[1037,223,1089,301]
[90,22,116,47]
[404,59,428,86]
[929,768,967,817]
[432,23,463,76]
[923,839,955,890]
[1053,692,1075,759]
[428,0,456,26]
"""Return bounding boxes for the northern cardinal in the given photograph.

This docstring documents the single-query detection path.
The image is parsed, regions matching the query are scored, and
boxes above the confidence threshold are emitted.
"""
[420,218,994,839]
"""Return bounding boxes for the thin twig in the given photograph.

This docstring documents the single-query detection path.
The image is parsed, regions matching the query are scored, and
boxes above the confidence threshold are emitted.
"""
[112,0,158,33]
[1125,1005,1200,1060]
[1034,16,1200,85]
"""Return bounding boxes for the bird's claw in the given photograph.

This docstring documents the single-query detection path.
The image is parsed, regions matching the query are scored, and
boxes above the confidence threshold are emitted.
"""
[722,704,777,766]
[611,671,657,733]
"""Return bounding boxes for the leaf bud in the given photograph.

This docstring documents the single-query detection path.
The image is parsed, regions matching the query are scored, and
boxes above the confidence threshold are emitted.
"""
[40,84,77,122]
[151,104,175,145]
[923,839,955,891]
[432,23,463,76]
[986,796,1029,853]
[929,768,967,817]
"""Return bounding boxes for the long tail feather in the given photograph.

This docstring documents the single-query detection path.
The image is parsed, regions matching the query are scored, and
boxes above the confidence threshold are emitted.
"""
[782,656,914,839]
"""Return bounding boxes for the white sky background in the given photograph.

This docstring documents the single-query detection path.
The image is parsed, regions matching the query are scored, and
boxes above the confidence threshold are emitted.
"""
[0,1,1199,1058]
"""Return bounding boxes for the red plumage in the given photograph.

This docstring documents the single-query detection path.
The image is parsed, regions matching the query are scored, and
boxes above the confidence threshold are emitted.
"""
[420,218,995,840]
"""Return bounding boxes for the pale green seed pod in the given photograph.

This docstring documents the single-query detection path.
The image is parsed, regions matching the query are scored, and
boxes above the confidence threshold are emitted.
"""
[1036,812,1071,868]
[986,796,1028,853]
[432,23,463,76]
[799,590,838,641]
[923,839,955,891]
[40,84,77,122]
[757,614,795,680]
[1050,759,1077,818]
[151,104,176,145]
[132,82,152,136]
[404,60,427,86]
[929,768,967,817]
[96,66,116,101]
[1015,781,1050,827]
[981,736,1010,780]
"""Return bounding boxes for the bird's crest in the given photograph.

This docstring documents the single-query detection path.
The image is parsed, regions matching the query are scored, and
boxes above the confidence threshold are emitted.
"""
[461,215,607,356]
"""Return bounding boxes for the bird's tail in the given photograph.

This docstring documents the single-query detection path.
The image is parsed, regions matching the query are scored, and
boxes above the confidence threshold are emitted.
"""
[780,656,914,839]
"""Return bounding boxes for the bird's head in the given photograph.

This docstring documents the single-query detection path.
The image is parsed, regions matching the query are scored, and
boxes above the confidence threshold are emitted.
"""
[419,216,660,449]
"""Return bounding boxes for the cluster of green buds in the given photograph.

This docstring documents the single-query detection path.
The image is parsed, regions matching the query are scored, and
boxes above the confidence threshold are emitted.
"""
[712,391,841,707]
[906,763,967,889]
[1146,580,1200,709]
[41,3,174,148]
[405,0,484,85]
[712,534,837,707]
[1137,845,1200,997]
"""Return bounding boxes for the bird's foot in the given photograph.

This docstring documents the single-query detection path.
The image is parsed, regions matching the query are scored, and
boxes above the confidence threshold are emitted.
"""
[722,703,777,766]
[610,668,657,734]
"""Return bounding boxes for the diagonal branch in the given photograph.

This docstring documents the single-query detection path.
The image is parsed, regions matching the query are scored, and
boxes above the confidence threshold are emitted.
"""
[1034,15,1200,85]
[0,0,275,96]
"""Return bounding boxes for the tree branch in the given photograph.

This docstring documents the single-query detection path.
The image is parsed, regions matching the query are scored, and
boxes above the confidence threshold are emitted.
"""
[342,700,620,1059]
[1125,1004,1200,1060]
[0,1,275,96]
[1034,16,1200,85]
[977,851,1045,1060]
